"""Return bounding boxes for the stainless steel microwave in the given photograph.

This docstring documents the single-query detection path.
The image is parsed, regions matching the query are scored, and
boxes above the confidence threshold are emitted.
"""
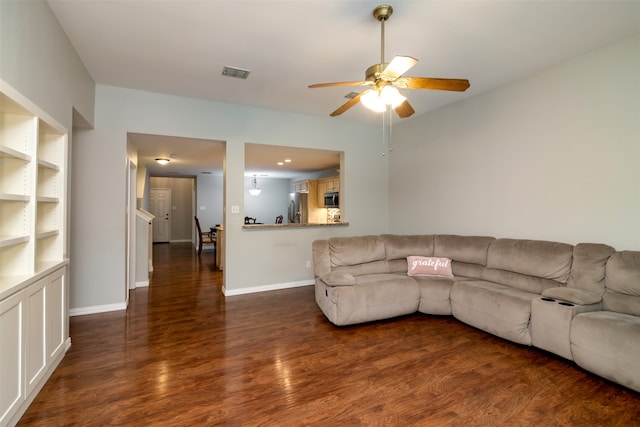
[324,191,339,208]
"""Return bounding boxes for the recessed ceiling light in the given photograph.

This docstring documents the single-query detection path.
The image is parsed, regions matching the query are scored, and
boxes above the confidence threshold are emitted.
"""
[284,159,292,163]
[222,66,250,80]
[277,162,284,166]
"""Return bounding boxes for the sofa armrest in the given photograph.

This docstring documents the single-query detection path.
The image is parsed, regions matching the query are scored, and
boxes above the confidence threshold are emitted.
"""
[319,272,356,287]
[541,287,602,305]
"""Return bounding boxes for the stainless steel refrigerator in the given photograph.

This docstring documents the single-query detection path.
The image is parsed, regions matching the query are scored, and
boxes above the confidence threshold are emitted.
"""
[288,192,308,223]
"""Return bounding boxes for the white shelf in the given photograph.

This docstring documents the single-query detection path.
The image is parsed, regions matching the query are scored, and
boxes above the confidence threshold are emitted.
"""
[37,158,60,171]
[36,230,59,239]
[35,196,59,203]
[0,82,66,280]
[0,235,30,248]
[0,193,30,202]
[0,145,31,162]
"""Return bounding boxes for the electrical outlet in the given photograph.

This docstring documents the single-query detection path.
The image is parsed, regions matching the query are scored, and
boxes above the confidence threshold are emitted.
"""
[306,260,312,268]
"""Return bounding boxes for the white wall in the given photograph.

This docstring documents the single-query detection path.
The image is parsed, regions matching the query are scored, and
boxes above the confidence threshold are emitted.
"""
[70,84,387,309]
[390,35,640,250]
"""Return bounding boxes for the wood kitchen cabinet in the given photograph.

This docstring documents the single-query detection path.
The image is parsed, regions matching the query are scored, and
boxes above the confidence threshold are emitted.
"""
[293,180,308,193]
[316,179,327,206]
[316,176,339,206]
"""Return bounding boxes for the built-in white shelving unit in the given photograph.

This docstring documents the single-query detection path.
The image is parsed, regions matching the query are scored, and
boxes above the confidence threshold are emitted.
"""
[0,80,70,426]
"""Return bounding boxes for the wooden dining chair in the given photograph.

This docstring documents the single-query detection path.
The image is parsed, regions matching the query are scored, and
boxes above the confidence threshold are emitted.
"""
[194,216,216,256]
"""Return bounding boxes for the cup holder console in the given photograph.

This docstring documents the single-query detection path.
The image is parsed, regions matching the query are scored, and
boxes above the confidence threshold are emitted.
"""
[540,297,575,307]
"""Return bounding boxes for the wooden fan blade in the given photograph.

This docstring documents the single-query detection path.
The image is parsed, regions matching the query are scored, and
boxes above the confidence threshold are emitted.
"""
[394,100,415,119]
[403,77,470,91]
[380,55,418,81]
[309,81,371,89]
[330,90,368,117]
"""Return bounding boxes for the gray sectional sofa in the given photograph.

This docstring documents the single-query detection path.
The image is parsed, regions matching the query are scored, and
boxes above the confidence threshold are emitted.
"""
[312,234,640,393]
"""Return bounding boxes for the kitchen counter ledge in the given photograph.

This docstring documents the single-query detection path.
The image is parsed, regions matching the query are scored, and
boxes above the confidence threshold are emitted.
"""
[242,222,349,230]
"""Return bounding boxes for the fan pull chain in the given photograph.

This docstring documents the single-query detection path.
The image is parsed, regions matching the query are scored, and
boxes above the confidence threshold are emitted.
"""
[388,107,393,154]
[381,106,394,157]
[381,107,386,157]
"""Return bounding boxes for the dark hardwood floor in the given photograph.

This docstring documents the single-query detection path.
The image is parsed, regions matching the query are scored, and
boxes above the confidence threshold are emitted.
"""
[19,242,640,426]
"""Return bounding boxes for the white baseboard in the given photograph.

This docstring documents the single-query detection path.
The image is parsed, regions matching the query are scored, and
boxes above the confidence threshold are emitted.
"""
[135,280,149,287]
[69,302,127,317]
[223,280,314,296]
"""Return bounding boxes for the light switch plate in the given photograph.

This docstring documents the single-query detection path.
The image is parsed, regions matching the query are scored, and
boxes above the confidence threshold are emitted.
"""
[231,205,240,213]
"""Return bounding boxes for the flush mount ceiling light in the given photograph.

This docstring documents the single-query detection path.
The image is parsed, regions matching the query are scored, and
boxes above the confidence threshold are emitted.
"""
[222,66,250,80]
[155,158,170,165]
[249,175,261,196]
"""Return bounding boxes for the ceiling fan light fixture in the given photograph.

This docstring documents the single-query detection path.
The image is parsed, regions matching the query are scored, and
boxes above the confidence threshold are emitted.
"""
[381,85,406,108]
[360,90,387,112]
[360,86,406,112]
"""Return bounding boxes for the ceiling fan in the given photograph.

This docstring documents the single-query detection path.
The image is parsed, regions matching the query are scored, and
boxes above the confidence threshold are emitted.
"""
[309,4,470,119]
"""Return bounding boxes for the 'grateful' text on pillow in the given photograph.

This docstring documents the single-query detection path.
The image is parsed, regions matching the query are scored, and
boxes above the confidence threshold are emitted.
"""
[407,256,454,277]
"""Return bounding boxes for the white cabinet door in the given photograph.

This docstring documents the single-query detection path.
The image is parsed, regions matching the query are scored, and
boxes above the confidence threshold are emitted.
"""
[0,291,25,426]
[25,279,46,396]
[46,268,66,362]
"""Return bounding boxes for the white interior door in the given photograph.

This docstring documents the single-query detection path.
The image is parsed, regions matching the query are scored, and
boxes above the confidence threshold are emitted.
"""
[150,188,171,242]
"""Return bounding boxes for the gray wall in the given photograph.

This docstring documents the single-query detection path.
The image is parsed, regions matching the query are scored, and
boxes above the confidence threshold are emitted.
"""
[0,0,95,129]
[244,177,290,225]
[196,173,224,231]
[390,34,640,250]
[73,84,386,307]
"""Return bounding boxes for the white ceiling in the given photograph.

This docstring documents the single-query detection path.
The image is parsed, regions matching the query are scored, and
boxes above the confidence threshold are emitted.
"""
[48,0,640,177]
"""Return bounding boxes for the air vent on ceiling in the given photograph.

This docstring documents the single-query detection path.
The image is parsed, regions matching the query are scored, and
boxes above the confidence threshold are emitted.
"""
[222,66,250,80]
[345,92,359,99]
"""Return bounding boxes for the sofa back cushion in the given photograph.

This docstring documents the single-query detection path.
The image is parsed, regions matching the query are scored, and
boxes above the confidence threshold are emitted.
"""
[328,235,390,276]
[603,251,640,316]
[382,234,434,273]
[567,243,615,294]
[486,238,573,282]
[433,235,494,279]
[434,235,494,265]
[483,238,573,293]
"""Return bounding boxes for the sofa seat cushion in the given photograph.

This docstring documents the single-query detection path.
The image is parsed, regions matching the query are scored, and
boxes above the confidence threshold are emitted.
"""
[315,274,420,326]
[412,275,481,316]
[450,280,539,345]
[571,311,640,392]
